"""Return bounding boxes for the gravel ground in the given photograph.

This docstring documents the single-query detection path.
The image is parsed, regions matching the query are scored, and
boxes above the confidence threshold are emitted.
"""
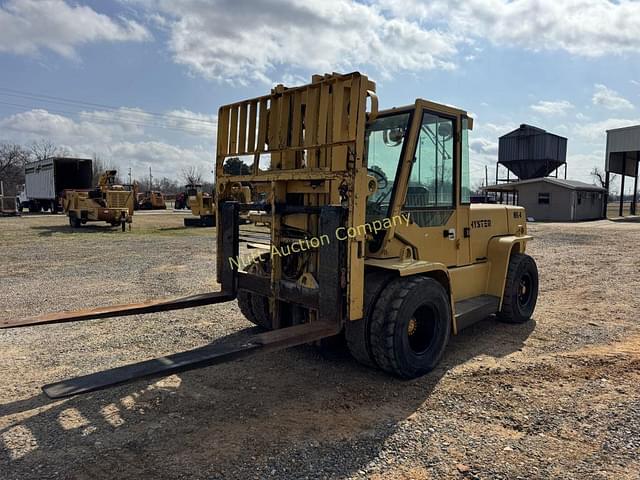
[1,213,639,479]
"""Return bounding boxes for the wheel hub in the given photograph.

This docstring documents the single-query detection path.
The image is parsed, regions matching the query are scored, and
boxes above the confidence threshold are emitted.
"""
[407,318,417,336]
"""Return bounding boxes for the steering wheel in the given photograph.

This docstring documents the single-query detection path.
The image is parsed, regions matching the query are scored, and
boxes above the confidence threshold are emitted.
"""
[368,167,388,190]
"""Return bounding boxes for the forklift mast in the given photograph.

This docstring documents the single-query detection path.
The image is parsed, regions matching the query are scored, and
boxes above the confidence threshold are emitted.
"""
[215,72,376,327]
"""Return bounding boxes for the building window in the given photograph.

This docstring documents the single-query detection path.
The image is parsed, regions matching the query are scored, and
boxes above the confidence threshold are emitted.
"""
[577,192,582,205]
[538,192,551,205]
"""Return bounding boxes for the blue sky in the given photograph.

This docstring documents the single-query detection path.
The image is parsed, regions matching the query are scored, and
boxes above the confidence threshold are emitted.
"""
[1,0,639,192]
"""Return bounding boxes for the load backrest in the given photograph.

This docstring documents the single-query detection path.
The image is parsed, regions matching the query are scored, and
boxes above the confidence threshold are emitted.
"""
[215,72,377,321]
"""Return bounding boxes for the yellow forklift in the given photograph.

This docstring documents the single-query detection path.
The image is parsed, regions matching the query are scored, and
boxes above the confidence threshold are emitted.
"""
[3,73,538,398]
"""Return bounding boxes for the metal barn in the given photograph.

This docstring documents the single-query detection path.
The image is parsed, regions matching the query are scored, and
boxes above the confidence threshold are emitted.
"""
[605,125,640,216]
[486,178,606,222]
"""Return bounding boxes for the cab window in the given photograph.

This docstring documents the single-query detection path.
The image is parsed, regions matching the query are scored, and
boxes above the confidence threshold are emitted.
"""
[365,112,411,223]
[404,112,455,226]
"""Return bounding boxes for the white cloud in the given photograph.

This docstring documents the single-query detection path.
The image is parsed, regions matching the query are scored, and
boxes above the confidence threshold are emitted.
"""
[381,0,640,57]
[592,84,634,111]
[470,137,498,156]
[130,0,458,84]
[531,100,574,115]
[0,108,214,179]
[0,0,150,58]
[574,117,640,142]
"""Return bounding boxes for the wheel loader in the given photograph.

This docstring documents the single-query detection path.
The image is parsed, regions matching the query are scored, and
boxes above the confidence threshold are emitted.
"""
[2,72,538,399]
[62,170,135,231]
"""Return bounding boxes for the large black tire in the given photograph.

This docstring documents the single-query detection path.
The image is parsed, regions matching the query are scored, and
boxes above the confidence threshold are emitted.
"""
[237,263,272,330]
[345,270,393,368]
[497,253,538,324]
[370,276,451,379]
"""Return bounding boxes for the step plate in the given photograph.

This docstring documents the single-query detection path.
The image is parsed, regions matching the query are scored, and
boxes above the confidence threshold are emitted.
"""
[455,295,500,331]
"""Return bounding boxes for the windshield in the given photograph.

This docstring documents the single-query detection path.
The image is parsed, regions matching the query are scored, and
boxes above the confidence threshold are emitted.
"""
[365,112,411,223]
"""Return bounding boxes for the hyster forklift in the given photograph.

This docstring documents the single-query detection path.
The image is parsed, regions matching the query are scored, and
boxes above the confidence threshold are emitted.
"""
[62,170,135,231]
[2,73,538,399]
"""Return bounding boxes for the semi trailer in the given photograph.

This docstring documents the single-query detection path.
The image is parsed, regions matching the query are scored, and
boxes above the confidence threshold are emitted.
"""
[18,157,93,213]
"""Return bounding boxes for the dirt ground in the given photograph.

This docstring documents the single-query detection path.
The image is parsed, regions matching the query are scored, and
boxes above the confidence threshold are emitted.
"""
[1,212,639,480]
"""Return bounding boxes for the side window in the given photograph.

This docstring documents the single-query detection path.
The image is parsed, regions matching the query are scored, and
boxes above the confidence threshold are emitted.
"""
[404,112,455,226]
[538,192,550,205]
[461,118,471,203]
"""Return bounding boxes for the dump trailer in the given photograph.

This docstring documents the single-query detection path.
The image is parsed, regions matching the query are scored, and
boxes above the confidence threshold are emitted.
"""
[62,170,135,231]
[2,72,538,399]
[19,157,93,213]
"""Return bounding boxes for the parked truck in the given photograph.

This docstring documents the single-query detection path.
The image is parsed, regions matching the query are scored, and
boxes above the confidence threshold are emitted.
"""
[18,157,93,213]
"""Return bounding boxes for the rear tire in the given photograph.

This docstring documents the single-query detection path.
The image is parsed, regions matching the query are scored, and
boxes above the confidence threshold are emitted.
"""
[370,276,451,379]
[497,253,538,324]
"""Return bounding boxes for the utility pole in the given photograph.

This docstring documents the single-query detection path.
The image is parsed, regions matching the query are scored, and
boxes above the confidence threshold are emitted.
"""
[149,166,153,191]
[485,165,489,202]
[128,167,132,185]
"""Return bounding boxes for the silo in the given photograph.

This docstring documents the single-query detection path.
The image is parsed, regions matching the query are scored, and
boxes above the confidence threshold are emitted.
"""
[498,124,567,180]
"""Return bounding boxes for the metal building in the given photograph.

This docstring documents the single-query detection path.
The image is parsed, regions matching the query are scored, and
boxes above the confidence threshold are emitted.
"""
[486,178,606,221]
[605,125,640,216]
[497,124,568,182]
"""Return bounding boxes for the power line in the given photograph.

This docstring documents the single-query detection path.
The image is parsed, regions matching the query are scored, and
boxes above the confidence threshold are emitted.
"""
[0,100,215,136]
[0,86,217,126]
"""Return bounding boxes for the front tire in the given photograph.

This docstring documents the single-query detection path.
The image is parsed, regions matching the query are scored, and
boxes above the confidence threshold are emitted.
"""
[370,276,451,379]
[498,253,538,324]
[237,262,272,330]
[69,214,81,228]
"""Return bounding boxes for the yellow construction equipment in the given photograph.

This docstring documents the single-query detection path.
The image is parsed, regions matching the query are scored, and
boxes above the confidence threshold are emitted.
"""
[62,170,135,231]
[183,183,216,227]
[183,182,252,227]
[5,72,538,398]
[136,190,167,210]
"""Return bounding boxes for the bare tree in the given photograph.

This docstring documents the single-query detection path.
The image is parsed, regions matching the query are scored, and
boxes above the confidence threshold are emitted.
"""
[30,139,68,161]
[591,167,615,189]
[0,143,30,194]
[182,166,203,186]
[91,153,122,185]
[157,177,180,195]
